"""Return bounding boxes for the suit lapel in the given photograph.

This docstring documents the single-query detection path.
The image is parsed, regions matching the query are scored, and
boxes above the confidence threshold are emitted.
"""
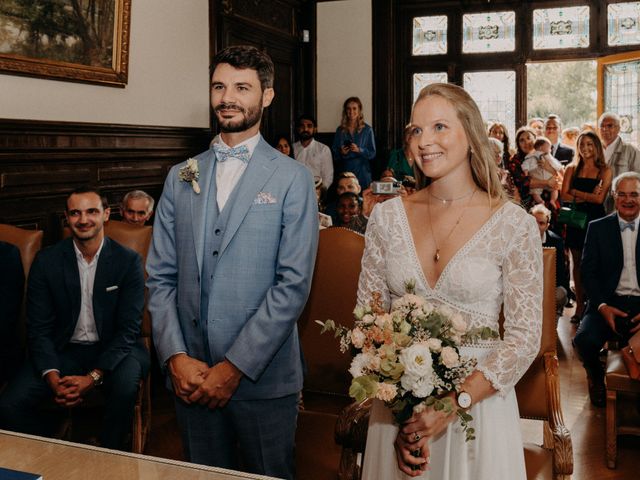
[63,239,82,326]
[190,149,217,274]
[219,138,277,255]
[92,238,112,336]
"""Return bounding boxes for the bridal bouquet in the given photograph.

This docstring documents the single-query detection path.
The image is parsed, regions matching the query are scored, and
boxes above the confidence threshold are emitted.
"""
[317,280,498,441]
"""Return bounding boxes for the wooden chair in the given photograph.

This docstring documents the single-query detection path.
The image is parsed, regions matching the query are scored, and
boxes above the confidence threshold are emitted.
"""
[296,227,365,480]
[605,351,640,468]
[61,220,153,453]
[335,247,573,480]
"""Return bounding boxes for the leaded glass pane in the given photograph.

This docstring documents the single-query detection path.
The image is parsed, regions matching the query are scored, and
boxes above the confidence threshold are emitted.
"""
[413,73,448,103]
[533,6,590,50]
[412,16,447,55]
[603,60,640,146]
[463,71,516,139]
[462,11,515,53]
[608,2,640,46]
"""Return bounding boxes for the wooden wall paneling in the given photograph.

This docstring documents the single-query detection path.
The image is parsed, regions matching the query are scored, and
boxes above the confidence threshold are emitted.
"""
[0,119,211,245]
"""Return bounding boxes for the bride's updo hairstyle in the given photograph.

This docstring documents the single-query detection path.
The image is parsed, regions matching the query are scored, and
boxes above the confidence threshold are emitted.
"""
[410,83,506,202]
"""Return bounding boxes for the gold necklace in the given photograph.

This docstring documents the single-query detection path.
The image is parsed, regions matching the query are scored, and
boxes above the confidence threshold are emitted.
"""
[429,188,476,205]
[427,189,477,263]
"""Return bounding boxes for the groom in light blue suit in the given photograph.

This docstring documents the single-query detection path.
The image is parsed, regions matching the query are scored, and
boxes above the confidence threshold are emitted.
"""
[146,46,318,479]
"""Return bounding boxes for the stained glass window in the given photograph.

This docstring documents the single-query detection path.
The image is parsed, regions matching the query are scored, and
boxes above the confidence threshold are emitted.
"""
[603,60,640,146]
[413,73,448,103]
[412,16,448,56]
[533,6,590,50]
[463,71,516,139]
[462,11,515,53]
[608,2,640,46]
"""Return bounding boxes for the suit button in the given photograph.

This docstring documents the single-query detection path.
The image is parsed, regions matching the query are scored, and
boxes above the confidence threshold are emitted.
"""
[215,229,221,235]
[212,250,218,257]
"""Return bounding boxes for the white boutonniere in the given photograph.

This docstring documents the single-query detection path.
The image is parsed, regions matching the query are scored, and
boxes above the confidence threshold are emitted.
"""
[178,158,200,194]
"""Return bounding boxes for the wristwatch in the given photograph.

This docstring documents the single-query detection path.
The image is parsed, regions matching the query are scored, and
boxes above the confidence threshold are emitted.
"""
[88,369,103,386]
[456,390,472,410]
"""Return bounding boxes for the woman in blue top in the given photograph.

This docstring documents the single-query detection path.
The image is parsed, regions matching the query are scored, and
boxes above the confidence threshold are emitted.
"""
[332,97,376,189]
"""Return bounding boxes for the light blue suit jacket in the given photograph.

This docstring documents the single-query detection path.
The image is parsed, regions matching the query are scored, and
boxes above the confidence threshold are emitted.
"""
[147,137,319,400]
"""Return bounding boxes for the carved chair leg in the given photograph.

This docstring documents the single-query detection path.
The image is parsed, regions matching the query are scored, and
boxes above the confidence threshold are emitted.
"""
[605,389,617,469]
[543,421,553,449]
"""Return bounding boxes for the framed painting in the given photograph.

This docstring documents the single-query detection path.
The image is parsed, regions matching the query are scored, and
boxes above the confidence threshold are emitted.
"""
[0,0,131,87]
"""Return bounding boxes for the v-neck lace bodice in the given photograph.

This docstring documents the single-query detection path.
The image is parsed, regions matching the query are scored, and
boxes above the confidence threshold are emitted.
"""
[357,196,542,394]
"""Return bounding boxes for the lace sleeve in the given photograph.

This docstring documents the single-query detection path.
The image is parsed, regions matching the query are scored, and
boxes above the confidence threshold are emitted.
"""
[356,205,391,311]
[477,212,543,396]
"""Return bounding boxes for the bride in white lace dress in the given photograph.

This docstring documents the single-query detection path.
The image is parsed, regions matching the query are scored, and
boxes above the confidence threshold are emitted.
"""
[358,83,542,479]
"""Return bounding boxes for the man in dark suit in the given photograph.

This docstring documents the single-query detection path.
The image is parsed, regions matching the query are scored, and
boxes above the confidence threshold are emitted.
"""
[574,172,640,407]
[0,241,24,385]
[0,187,149,449]
[530,204,569,316]
[545,114,574,166]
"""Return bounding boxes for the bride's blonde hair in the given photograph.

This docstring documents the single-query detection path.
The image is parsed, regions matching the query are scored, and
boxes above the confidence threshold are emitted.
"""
[410,83,506,202]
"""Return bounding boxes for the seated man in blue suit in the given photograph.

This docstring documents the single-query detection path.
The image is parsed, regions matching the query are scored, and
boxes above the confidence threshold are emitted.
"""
[0,187,149,449]
[147,45,318,479]
[574,172,640,407]
[0,240,24,384]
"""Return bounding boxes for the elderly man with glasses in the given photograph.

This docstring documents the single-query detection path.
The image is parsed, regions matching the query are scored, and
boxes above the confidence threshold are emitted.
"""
[574,172,640,407]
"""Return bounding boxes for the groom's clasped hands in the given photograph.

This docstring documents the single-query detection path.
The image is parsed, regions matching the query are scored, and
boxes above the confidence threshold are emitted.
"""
[168,353,243,408]
[394,391,459,476]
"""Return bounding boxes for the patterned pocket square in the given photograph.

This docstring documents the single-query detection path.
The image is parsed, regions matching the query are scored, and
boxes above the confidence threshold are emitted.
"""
[106,285,119,292]
[254,191,277,205]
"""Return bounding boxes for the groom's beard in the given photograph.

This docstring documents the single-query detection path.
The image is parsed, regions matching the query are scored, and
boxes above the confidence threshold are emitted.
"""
[215,102,263,133]
[298,131,313,141]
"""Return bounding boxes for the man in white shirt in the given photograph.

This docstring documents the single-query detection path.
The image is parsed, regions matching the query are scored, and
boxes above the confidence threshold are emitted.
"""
[0,187,149,449]
[147,45,318,479]
[293,114,333,189]
[575,172,640,407]
[598,112,640,213]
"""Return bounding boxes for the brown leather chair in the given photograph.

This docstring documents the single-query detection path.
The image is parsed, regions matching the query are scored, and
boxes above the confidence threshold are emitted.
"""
[335,247,573,480]
[0,224,43,280]
[0,224,44,389]
[296,227,365,480]
[605,351,640,468]
[61,219,153,453]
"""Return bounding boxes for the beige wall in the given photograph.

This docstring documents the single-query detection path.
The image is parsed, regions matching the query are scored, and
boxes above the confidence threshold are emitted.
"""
[0,0,210,128]
[317,0,372,133]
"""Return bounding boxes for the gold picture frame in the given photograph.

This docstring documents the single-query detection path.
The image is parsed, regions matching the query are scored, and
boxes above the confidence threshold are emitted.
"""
[0,0,131,87]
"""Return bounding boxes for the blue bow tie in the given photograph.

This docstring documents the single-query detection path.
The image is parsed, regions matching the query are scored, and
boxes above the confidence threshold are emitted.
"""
[214,143,250,163]
[620,220,635,232]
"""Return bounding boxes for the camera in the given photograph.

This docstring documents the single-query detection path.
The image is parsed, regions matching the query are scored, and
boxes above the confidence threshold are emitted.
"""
[342,139,352,148]
[371,180,402,195]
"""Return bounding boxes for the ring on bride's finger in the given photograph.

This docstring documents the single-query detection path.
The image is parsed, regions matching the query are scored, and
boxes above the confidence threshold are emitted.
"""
[413,432,421,441]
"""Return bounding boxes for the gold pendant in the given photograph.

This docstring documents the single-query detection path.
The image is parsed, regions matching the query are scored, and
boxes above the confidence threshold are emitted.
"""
[434,250,440,262]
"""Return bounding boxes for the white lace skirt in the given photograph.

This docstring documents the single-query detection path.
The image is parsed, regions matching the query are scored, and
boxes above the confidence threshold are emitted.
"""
[360,346,527,480]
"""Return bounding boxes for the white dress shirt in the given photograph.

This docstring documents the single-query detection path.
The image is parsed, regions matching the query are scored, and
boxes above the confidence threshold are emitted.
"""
[42,239,103,376]
[615,214,640,296]
[70,239,103,343]
[293,139,334,188]
[215,133,261,211]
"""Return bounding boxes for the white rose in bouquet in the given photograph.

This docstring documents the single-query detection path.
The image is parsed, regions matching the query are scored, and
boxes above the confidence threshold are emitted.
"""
[440,346,460,368]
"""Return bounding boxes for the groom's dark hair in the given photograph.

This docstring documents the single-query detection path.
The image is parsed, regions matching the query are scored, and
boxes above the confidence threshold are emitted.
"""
[212,45,274,91]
